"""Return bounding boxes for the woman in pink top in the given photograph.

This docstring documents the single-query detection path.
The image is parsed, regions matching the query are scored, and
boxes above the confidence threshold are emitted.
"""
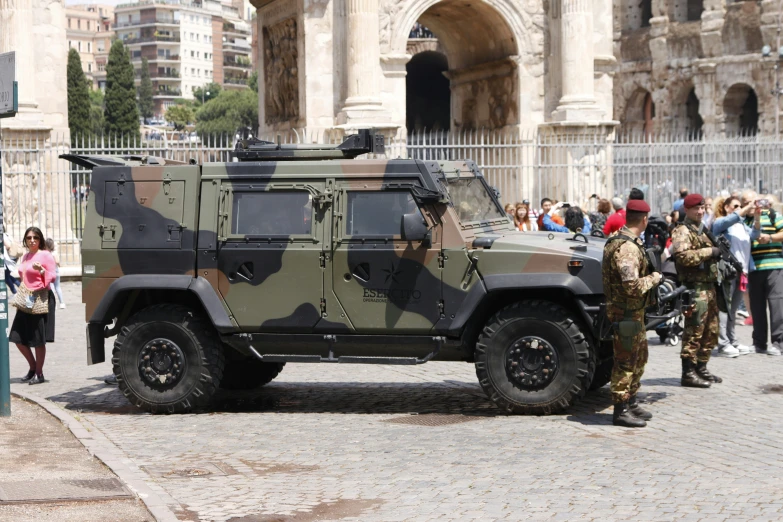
[10,227,56,385]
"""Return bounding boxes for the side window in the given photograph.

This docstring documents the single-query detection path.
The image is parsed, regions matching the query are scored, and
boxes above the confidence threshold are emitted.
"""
[346,191,421,236]
[231,191,312,236]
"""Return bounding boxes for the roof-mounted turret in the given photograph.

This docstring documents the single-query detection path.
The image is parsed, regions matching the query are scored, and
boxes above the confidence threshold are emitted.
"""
[231,128,385,162]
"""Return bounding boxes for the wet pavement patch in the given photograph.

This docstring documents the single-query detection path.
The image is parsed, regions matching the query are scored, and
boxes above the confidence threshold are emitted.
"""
[0,478,131,503]
[761,384,783,394]
[225,499,382,521]
[142,463,227,479]
[381,413,483,426]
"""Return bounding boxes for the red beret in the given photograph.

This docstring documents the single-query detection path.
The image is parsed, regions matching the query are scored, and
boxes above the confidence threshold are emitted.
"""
[683,193,704,209]
[626,199,651,213]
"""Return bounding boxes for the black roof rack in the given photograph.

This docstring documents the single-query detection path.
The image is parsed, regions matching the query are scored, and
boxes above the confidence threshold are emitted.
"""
[231,129,385,162]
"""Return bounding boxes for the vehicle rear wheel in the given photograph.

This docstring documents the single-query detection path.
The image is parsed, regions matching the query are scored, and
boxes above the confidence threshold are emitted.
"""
[220,358,285,390]
[113,304,224,414]
[475,300,595,415]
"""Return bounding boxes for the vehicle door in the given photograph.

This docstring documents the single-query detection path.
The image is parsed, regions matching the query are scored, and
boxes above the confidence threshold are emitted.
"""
[216,180,327,332]
[330,182,442,333]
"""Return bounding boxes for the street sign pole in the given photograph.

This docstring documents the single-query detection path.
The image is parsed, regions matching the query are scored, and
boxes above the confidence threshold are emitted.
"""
[0,51,18,417]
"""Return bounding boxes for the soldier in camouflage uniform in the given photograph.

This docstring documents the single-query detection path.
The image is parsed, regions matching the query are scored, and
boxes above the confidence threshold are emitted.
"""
[603,199,663,428]
[670,193,722,388]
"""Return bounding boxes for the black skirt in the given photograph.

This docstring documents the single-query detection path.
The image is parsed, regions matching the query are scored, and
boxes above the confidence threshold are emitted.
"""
[9,290,55,347]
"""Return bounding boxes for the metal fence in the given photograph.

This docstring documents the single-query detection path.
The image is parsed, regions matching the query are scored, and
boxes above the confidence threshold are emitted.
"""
[1,129,782,267]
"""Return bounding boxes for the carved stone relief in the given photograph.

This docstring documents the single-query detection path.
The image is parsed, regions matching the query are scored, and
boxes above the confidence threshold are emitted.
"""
[263,17,299,124]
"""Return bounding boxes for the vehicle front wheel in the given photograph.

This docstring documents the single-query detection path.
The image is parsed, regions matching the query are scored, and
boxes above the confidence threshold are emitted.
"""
[475,300,595,415]
[113,304,224,414]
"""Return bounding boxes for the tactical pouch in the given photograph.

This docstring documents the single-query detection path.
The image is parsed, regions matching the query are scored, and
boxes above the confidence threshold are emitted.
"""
[616,320,642,352]
[687,298,707,325]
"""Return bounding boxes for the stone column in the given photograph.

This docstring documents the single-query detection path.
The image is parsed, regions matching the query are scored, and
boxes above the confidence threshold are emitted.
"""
[552,0,604,122]
[337,0,392,129]
[0,0,38,111]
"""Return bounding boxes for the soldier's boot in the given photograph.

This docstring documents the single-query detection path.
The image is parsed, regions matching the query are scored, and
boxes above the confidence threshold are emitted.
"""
[628,394,653,420]
[695,361,722,383]
[613,402,647,428]
[681,359,711,388]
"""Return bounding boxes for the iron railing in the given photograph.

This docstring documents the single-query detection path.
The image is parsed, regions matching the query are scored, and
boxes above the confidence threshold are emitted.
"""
[2,129,781,267]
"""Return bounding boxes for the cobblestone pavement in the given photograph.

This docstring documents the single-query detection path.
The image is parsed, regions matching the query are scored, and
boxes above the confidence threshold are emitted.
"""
[9,283,783,521]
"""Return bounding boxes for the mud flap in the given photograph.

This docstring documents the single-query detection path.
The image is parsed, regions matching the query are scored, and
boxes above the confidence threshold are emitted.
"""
[86,323,106,365]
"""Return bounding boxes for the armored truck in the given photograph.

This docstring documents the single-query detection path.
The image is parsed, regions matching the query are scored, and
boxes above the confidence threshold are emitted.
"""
[63,130,615,415]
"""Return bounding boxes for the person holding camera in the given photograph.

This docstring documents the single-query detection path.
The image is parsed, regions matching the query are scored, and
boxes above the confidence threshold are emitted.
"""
[670,194,723,388]
[742,191,783,355]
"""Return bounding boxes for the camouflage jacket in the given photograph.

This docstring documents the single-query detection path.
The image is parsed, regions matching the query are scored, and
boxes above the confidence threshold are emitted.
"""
[670,218,718,283]
[602,226,660,312]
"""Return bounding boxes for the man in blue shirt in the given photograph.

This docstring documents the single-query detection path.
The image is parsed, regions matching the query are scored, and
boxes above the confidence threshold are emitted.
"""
[672,187,689,212]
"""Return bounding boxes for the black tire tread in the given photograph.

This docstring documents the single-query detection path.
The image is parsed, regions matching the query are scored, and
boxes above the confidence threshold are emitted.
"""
[220,359,285,390]
[112,304,224,414]
[475,299,595,415]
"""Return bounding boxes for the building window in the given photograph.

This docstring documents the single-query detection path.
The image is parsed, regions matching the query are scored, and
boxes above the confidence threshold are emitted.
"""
[88,42,92,53]
[68,18,71,28]
[88,63,92,72]
[78,41,82,51]
[86,21,90,31]
[191,50,195,57]
[78,19,81,29]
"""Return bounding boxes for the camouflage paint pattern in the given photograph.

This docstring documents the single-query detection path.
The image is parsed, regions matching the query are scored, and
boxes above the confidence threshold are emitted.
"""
[601,226,659,404]
[608,309,648,404]
[670,219,719,363]
[682,286,719,363]
[77,152,608,360]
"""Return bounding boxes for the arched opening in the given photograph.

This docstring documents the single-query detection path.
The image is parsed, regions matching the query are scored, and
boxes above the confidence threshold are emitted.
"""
[623,0,653,31]
[724,84,759,136]
[406,50,450,132]
[685,89,704,134]
[404,0,518,131]
[671,0,704,23]
[622,88,655,135]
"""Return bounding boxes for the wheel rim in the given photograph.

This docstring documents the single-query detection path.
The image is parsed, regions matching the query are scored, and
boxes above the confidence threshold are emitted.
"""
[505,336,559,391]
[138,338,186,389]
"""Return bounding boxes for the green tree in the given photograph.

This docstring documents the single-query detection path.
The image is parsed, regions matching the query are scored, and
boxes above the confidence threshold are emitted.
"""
[248,71,258,93]
[137,57,154,122]
[192,82,221,106]
[195,89,258,137]
[165,103,194,131]
[88,87,105,141]
[103,40,140,141]
[67,48,91,143]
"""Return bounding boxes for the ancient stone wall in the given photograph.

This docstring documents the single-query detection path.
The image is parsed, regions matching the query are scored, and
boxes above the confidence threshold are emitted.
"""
[614,0,783,137]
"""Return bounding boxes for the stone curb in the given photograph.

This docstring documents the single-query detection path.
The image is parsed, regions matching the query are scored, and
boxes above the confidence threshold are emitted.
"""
[11,390,181,522]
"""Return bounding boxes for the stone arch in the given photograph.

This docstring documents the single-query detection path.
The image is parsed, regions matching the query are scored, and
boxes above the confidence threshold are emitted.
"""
[723,83,759,136]
[622,87,655,135]
[406,50,450,131]
[670,83,704,134]
[390,0,527,130]
[621,0,652,31]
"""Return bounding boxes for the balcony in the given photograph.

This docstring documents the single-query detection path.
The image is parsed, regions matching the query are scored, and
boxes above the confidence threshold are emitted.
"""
[123,34,181,45]
[222,22,251,37]
[113,19,179,29]
[222,41,251,54]
[131,55,181,63]
[224,76,248,87]
[223,59,251,70]
[154,88,182,98]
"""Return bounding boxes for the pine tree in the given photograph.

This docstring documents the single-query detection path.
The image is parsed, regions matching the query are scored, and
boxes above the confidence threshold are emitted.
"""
[67,48,91,143]
[104,40,140,142]
[137,57,154,123]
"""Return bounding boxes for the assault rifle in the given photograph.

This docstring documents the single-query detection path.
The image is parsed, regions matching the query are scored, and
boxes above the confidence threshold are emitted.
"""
[704,227,743,313]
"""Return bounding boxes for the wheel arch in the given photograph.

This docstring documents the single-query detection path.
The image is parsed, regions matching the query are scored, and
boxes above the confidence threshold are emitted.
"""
[449,274,602,360]
[87,275,233,365]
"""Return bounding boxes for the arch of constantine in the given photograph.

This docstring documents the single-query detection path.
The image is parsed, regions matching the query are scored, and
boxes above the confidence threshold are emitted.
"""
[250,0,617,136]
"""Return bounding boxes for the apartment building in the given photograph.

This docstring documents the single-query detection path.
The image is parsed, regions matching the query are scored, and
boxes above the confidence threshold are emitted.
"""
[114,0,252,117]
[66,4,115,89]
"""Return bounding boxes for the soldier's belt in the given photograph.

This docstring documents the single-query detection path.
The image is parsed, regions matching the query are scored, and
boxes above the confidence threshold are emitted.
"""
[685,282,715,292]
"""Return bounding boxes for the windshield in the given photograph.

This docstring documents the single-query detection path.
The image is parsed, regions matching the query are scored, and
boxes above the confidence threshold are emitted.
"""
[445,178,507,223]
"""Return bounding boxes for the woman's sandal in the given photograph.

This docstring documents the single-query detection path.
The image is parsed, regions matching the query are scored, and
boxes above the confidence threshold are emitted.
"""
[21,370,36,382]
[28,374,45,385]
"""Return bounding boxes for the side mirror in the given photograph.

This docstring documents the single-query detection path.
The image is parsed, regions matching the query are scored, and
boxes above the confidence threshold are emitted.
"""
[402,213,430,245]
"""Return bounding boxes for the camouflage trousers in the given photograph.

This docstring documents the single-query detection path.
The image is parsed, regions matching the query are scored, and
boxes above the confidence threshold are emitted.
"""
[682,286,719,363]
[608,310,648,404]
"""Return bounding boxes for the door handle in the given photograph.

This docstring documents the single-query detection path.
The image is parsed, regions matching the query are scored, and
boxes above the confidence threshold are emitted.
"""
[229,262,254,282]
[352,263,370,282]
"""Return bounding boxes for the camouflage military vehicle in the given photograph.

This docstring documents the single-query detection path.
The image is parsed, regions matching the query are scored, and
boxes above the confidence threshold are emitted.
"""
[62,130,613,415]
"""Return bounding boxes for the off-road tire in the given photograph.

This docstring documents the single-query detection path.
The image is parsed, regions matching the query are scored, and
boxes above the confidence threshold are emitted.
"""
[113,304,224,414]
[589,357,613,390]
[220,358,285,390]
[475,300,595,415]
